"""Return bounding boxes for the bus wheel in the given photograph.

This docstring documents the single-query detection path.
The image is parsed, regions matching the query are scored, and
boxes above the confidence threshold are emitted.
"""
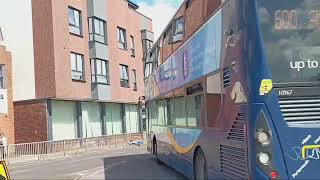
[194,149,208,180]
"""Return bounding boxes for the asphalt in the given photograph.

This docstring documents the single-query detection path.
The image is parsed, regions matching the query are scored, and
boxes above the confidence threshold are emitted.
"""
[8,145,186,180]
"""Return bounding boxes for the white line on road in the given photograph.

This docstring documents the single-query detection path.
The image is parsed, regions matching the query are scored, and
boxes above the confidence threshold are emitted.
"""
[68,161,126,177]
[69,166,105,175]
[69,151,125,164]
[88,161,126,177]
[10,150,126,169]
[11,169,31,174]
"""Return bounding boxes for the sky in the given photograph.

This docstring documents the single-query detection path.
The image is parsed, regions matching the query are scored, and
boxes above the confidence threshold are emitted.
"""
[132,0,184,41]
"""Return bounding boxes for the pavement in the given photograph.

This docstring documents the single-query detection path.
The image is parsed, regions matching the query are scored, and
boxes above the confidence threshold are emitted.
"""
[8,145,186,180]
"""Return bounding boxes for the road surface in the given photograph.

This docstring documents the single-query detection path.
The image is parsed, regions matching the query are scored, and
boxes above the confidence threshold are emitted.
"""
[8,145,186,180]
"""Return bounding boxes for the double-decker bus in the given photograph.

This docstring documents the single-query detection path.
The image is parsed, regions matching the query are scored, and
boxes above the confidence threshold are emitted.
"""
[144,0,320,179]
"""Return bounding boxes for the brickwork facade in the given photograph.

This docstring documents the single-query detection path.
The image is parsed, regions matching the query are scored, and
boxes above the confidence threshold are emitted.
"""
[108,0,152,103]
[14,100,48,144]
[11,0,153,143]
[0,45,14,144]
[32,0,56,99]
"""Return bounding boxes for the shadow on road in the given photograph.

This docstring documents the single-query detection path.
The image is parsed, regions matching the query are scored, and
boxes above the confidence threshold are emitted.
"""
[103,153,186,180]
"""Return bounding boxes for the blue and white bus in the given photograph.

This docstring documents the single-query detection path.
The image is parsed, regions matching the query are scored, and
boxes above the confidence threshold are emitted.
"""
[145,0,320,179]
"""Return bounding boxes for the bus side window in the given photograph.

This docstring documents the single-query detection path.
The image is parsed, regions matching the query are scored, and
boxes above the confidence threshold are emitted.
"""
[187,95,202,127]
[157,100,166,125]
[150,101,158,125]
[175,96,187,126]
[206,73,222,128]
[167,98,175,126]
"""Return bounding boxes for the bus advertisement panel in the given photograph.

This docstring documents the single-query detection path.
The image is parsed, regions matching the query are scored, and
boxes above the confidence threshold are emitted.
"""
[145,0,320,179]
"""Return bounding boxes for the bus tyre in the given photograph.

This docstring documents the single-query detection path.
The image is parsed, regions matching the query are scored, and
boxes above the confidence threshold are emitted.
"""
[194,149,208,180]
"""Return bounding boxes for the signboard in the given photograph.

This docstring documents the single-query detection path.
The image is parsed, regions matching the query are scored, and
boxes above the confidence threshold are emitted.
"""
[0,89,7,114]
[0,161,10,180]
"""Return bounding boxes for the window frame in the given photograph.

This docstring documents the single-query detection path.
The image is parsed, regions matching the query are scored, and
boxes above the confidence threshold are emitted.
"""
[119,64,130,88]
[88,17,107,44]
[117,27,127,50]
[172,16,185,43]
[132,69,137,91]
[0,65,6,89]
[68,6,82,37]
[91,58,110,85]
[70,52,85,81]
[129,35,135,57]
[163,25,173,45]
[144,50,156,78]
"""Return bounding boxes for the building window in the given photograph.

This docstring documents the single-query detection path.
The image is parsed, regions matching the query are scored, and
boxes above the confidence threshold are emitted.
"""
[89,17,107,44]
[68,7,82,36]
[0,65,6,89]
[142,39,153,56]
[119,65,129,87]
[132,69,137,91]
[163,25,172,45]
[173,17,184,43]
[144,49,156,78]
[129,35,135,57]
[117,27,127,50]
[70,53,84,81]
[91,59,109,84]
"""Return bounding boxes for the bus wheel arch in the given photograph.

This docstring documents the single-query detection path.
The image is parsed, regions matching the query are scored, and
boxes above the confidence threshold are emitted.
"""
[193,146,208,180]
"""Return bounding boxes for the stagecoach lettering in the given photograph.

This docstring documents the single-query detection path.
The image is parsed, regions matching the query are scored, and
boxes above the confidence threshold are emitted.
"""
[314,136,320,144]
[302,135,312,145]
[292,160,310,178]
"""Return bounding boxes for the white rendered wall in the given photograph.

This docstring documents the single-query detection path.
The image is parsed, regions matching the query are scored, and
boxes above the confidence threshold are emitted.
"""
[0,0,36,101]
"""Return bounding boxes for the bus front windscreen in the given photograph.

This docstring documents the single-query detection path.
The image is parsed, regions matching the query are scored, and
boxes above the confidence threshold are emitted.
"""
[257,0,320,83]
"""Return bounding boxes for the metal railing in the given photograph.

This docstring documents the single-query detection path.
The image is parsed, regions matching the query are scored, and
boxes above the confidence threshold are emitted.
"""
[0,133,143,164]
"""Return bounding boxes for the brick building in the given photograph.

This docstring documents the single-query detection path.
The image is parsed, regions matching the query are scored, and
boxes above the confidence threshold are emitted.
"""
[0,0,153,143]
[0,27,14,144]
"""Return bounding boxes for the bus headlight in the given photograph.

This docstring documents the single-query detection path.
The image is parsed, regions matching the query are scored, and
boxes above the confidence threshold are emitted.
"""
[258,152,270,165]
[256,131,270,145]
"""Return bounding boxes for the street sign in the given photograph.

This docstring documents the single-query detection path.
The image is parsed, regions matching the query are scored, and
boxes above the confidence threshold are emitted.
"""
[0,161,9,180]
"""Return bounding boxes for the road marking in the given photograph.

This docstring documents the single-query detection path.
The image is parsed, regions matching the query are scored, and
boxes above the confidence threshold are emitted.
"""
[11,169,31,174]
[69,166,105,175]
[68,161,126,177]
[69,152,125,164]
[10,150,126,169]
[88,161,126,177]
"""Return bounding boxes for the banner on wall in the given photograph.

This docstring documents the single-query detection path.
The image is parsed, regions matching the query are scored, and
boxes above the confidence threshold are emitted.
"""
[0,89,7,114]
